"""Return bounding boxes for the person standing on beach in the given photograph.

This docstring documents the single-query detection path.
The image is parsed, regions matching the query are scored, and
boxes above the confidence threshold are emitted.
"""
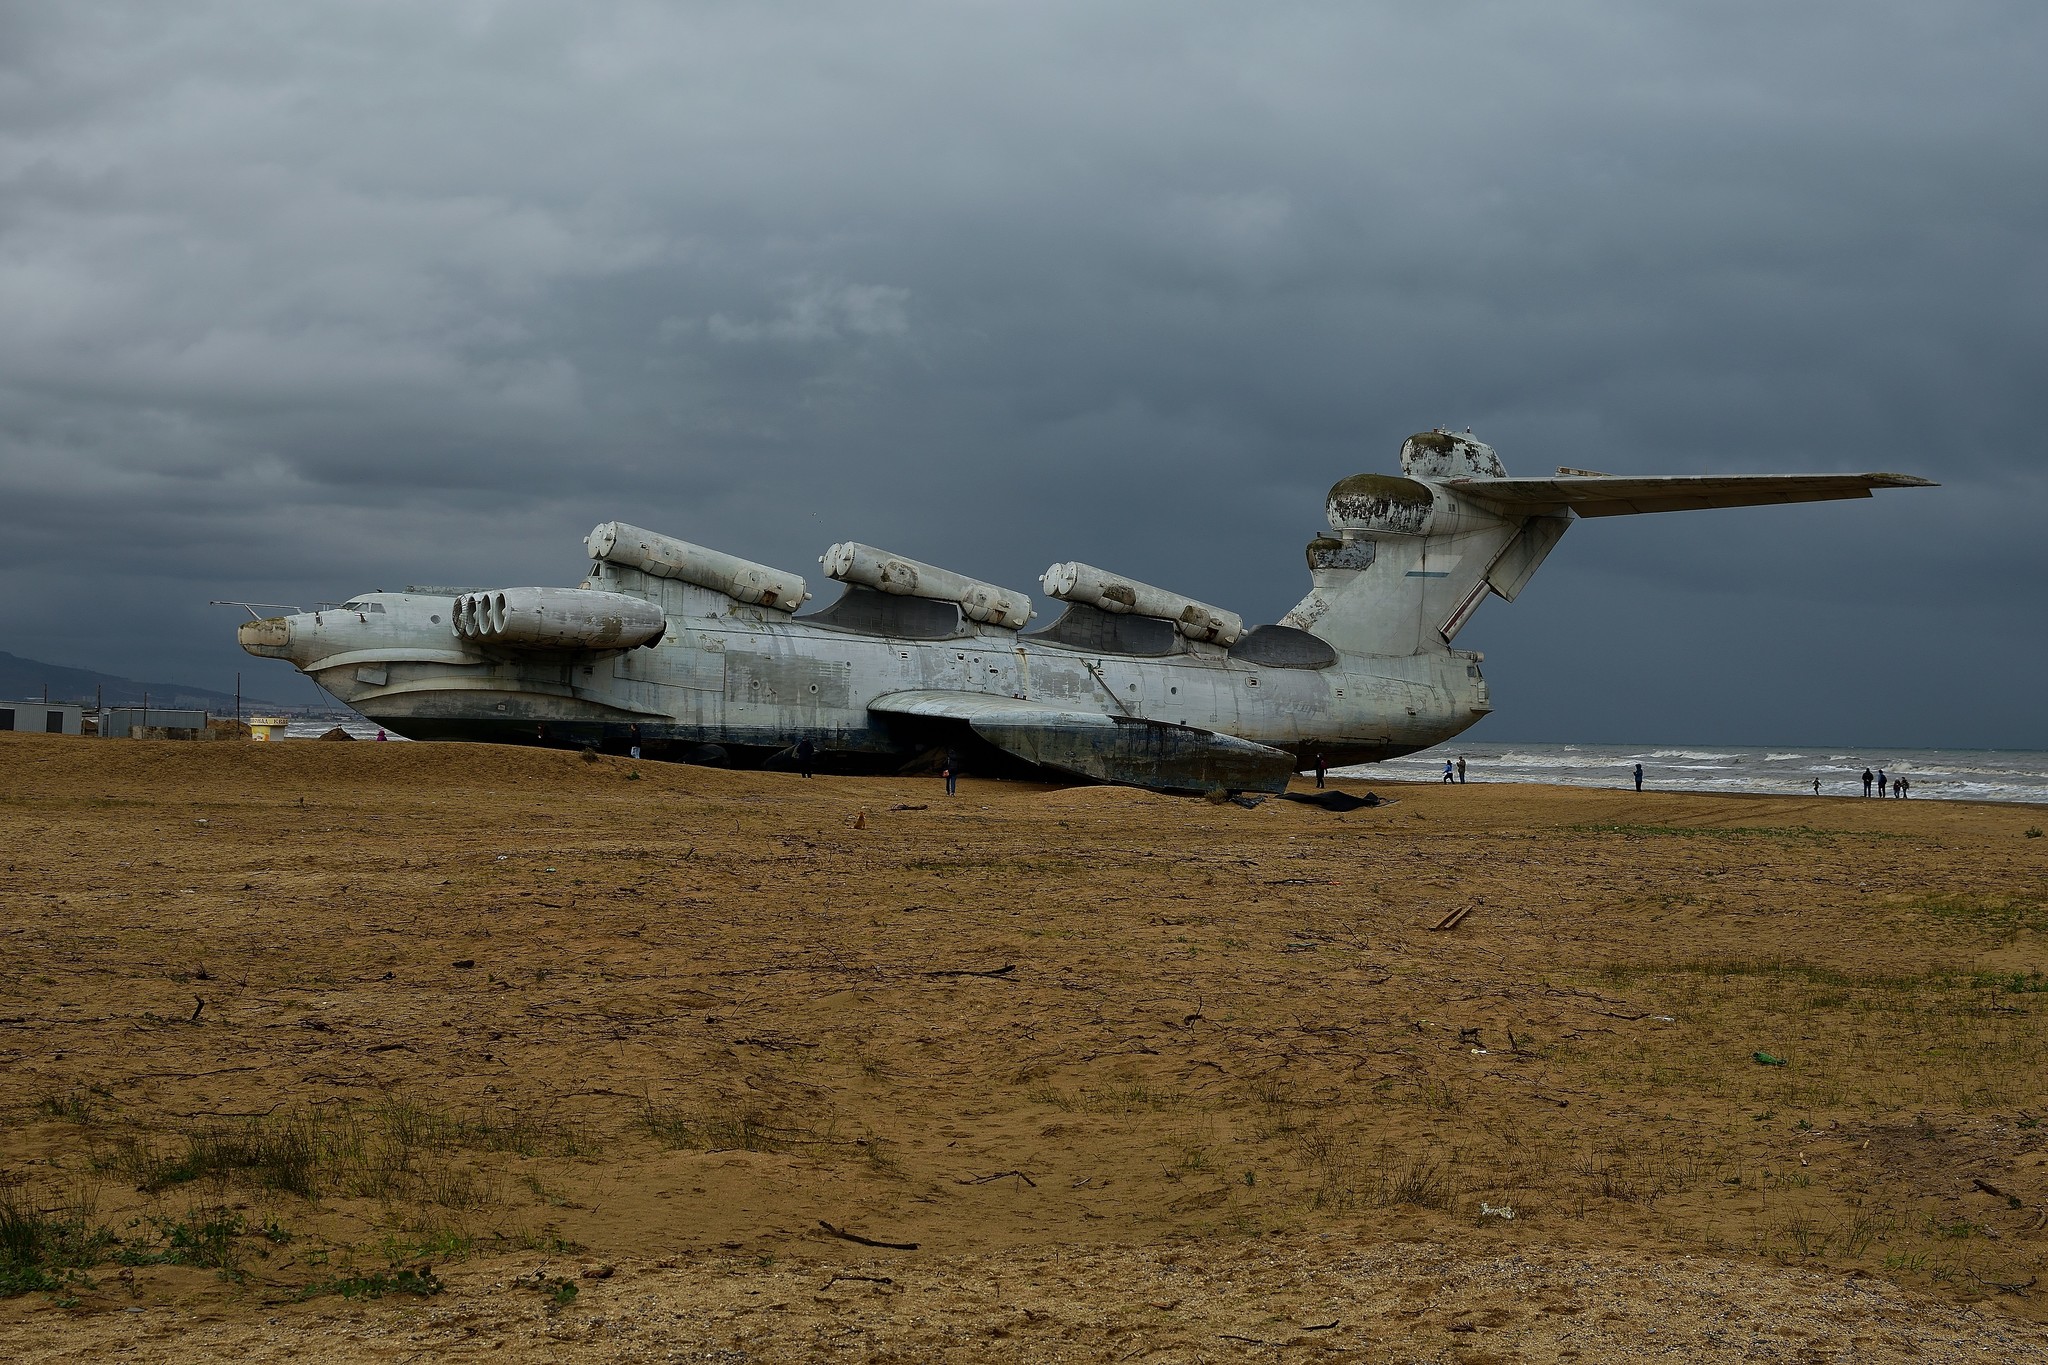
[1813,777,1822,796]
[1633,762,1644,792]
[944,747,960,796]
[1876,767,1887,798]
[1314,753,1327,789]
[1443,760,1455,784]
[1457,757,1467,784]
[1900,778,1910,798]
[794,736,815,778]
[1862,768,1874,796]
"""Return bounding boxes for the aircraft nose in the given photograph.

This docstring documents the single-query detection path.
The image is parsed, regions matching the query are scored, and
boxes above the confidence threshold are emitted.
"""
[238,615,294,658]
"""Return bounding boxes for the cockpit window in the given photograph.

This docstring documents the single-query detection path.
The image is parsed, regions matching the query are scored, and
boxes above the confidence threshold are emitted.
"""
[340,600,386,613]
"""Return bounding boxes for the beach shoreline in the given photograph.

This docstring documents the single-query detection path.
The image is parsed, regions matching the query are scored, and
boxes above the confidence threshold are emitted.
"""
[1352,739,2048,806]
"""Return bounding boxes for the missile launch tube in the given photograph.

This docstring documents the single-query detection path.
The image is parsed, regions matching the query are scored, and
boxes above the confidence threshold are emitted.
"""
[586,522,809,612]
[1039,561,1245,645]
[820,542,1034,629]
[452,587,667,650]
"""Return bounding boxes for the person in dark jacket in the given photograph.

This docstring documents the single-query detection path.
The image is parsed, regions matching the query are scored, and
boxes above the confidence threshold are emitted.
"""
[794,736,815,778]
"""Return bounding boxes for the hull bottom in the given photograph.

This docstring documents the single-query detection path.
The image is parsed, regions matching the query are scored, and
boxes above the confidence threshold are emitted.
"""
[364,712,1436,783]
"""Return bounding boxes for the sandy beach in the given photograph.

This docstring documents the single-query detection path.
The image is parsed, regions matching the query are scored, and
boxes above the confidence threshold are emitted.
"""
[2,732,2045,1362]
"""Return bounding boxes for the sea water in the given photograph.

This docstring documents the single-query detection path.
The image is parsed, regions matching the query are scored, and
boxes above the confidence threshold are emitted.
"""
[1351,743,2048,806]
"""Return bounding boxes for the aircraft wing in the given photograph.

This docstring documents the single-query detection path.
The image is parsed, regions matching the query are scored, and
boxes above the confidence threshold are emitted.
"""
[1443,472,1934,517]
[868,690,1296,795]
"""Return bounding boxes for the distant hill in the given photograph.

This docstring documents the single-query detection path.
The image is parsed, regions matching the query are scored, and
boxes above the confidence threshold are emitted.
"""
[0,650,301,714]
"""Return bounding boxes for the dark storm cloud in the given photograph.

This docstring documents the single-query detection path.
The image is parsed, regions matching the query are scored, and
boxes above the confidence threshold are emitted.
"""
[2,1,2042,745]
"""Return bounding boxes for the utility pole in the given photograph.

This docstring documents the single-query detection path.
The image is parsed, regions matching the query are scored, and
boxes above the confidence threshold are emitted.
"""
[235,673,241,726]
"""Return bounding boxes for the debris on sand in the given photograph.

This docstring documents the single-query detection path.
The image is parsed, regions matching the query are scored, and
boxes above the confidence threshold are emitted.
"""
[1283,789,1386,812]
[1429,905,1475,932]
[316,726,356,741]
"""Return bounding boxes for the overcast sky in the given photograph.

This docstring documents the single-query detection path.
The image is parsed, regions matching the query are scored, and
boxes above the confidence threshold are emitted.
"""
[2,2,2042,747]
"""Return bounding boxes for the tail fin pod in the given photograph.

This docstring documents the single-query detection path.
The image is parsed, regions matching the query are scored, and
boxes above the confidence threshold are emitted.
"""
[1399,429,1507,480]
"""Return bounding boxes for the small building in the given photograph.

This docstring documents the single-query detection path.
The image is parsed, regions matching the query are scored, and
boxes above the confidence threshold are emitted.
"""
[0,701,84,735]
[99,706,208,739]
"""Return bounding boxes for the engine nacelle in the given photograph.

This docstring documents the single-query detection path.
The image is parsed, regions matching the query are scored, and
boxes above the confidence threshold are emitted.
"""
[586,522,809,612]
[452,587,666,650]
[820,543,1033,629]
[1039,561,1244,645]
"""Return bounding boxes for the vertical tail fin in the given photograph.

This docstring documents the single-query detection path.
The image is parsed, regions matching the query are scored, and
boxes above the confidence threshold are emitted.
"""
[1283,432,1569,657]
[1283,430,1933,658]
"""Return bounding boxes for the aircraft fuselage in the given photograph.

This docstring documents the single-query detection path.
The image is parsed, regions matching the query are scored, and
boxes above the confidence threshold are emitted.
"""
[243,571,1487,773]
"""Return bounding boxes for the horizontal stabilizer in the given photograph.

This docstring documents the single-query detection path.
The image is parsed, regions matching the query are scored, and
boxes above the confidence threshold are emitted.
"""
[869,690,1295,794]
[1444,472,1934,517]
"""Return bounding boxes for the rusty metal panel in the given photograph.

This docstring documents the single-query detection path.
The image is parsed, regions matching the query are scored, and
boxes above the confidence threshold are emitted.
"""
[1307,535,1376,571]
[725,652,852,709]
[1399,430,1508,479]
[1325,474,1433,534]
[616,638,725,693]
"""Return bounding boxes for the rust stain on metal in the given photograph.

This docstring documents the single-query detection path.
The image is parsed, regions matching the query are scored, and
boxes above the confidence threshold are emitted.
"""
[1327,474,1433,534]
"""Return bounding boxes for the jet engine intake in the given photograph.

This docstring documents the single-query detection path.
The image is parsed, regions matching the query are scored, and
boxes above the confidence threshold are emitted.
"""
[821,543,1033,629]
[451,587,666,650]
[585,522,810,612]
[1039,561,1244,645]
